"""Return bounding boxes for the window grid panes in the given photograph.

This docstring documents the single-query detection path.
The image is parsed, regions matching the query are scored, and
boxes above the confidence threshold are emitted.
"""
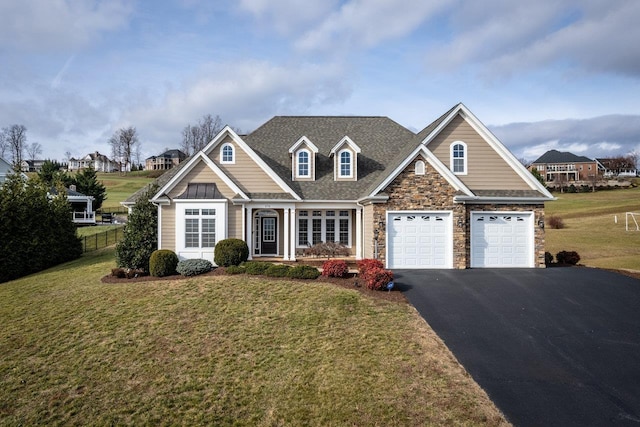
[222,145,234,163]
[340,151,351,177]
[312,219,322,244]
[296,210,351,247]
[339,219,349,245]
[201,218,216,247]
[185,218,199,248]
[298,151,309,177]
[326,219,335,242]
[452,144,465,173]
[298,219,308,245]
[184,208,217,248]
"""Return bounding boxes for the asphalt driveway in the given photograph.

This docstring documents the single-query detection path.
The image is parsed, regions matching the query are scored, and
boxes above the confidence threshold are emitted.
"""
[395,267,640,427]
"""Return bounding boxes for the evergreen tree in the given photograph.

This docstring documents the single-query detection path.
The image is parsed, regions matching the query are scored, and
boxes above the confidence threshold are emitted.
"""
[37,160,72,188]
[115,184,158,272]
[73,166,107,210]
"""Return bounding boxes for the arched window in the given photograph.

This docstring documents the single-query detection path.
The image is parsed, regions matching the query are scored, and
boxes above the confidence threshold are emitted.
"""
[339,150,352,177]
[221,143,234,164]
[415,160,425,175]
[297,150,310,177]
[450,141,467,174]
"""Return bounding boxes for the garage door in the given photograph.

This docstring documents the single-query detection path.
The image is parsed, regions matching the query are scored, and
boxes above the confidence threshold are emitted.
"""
[471,212,533,268]
[387,212,452,269]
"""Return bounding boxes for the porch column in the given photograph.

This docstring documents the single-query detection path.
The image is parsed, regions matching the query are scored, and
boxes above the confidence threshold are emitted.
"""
[355,206,363,260]
[290,208,297,261]
[284,208,290,260]
[246,206,253,260]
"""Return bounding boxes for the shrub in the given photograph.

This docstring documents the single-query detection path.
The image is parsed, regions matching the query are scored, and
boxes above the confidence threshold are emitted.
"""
[243,261,272,275]
[176,258,213,276]
[547,215,565,229]
[362,267,394,291]
[556,250,580,265]
[321,259,349,278]
[225,265,246,275]
[265,264,292,277]
[149,249,179,277]
[214,238,249,267]
[111,268,126,278]
[287,265,321,279]
[304,241,350,258]
[544,251,554,266]
[357,258,384,275]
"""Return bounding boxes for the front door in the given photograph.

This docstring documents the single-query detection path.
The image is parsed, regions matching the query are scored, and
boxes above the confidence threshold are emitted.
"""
[261,217,277,255]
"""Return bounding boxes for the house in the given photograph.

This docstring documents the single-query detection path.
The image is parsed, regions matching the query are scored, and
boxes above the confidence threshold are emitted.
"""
[530,150,599,183]
[145,149,187,171]
[20,159,47,173]
[596,157,638,178]
[0,157,28,185]
[68,151,119,173]
[49,185,96,225]
[125,103,553,269]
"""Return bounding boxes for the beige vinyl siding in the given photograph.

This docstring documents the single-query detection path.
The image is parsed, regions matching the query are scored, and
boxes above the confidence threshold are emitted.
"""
[363,204,374,259]
[429,114,530,191]
[167,161,237,199]
[212,137,285,194]
[228,205,242,240]
[160,206,175,250]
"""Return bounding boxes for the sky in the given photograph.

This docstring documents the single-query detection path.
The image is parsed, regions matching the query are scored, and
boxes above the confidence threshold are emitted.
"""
[1,0,639,165]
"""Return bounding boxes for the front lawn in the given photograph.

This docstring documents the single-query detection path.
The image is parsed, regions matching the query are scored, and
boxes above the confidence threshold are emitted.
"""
[0,249,507,426]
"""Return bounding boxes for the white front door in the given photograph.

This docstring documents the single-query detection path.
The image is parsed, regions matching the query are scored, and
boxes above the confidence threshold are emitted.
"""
[470,212,534,268]
[387,212,453,269]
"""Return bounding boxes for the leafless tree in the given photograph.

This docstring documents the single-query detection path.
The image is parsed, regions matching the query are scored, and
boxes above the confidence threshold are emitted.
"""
[180,114,224,155]
[109,126,139,173]
[26,142,42,161]
[0,132,6,160]
[2,124,27,166]
[628,150,639,170]
[518,157,531,168]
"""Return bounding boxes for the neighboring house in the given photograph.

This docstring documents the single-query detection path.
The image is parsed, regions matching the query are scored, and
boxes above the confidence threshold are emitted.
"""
[530,150,599,183]
[68,151,119,173]
[145,149,187,171]
[20,159,48,173]
[0,157,28,185]
[49,185,96,225]
[124,103,553,269]
[596,157,638,178]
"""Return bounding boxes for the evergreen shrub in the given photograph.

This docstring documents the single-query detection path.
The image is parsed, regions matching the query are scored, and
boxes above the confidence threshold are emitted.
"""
[149,250,179,277]
[176,258,213,276]
[214,238,249,267]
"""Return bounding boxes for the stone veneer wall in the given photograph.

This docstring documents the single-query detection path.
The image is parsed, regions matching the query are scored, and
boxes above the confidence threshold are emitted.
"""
[372,158,467,268]
[372,157,547,268]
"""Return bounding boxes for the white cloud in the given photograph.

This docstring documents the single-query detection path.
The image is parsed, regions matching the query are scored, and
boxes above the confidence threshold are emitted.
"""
[237,0,338,36]
[0,0,133,51]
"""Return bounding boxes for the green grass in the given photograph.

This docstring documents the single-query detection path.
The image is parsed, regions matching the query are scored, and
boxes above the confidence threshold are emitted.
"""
[0,249,507,426]
[545,186,640,270]
[97,172,154,210]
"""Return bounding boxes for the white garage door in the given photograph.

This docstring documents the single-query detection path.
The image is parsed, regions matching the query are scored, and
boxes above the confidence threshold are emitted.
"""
[387,212,452,269]
[471,212,533,268]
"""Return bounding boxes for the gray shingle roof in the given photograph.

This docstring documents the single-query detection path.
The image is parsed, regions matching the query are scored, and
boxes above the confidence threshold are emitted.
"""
[532,149,593,164]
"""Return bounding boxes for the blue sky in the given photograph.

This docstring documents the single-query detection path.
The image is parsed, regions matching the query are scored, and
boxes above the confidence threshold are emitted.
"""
[1,0,639,164]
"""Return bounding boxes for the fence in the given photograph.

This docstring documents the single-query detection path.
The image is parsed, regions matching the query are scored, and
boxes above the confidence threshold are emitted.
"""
[81,226,125,253]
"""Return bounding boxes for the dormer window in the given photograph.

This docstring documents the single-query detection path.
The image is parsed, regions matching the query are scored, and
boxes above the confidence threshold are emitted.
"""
[339,150,352,177]
[297,150,310,178]
[221,143,234,164]
[450,141,467,175]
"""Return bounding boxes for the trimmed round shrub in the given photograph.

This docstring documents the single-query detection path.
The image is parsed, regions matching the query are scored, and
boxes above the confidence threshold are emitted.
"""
[225,265,246,275]
[321,259,349,278]
[265,264,292,277]
[362,267,394,291]
[357,258,384,275]
[556,250,580,265]
[243,261,272,275]
[214,238,249,267]
[149,249,179,277]
[176,258,213,276]
[287,265,321,279]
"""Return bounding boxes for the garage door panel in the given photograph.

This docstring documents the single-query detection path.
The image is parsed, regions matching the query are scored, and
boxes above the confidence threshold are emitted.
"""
[471,212,533,268]
[388,212,452,269]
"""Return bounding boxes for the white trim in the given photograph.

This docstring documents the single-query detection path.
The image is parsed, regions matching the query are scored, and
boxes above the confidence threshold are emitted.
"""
[202,126,301,200]
[470,211,534,268]
[175,201,227,262]
[295,149,311,179]
[288,136,319,154]
[450,140,468,175]
[296,209,352,248]
[220,143,235,164]
[330,136,361,155]
[338,149,354,178]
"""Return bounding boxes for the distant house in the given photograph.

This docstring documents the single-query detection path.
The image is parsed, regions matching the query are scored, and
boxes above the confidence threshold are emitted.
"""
[0,157,28,185]
[596,157,638,178]
[145,149,187,171]
[20,159,47,173]
[68,151,119,173]
[49,185,96,225]
[530,150,599,183]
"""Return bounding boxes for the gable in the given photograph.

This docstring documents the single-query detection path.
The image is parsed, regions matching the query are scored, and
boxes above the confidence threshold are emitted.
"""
[166,159,237,200]
[428,114,531,191]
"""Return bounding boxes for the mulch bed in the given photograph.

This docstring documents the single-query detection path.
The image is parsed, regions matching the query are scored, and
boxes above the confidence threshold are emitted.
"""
[101,268,408,304]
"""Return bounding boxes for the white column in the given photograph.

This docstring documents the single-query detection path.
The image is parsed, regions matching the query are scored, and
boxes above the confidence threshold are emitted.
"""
[290,208,297,261]
[355,207,363,260]
[246,206,253,260]
[284,208,290,260]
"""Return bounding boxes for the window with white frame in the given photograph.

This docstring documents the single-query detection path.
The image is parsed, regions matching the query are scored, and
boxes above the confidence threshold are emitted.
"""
[297,209,351,247]
[221,143,234,164]
[339,150,352,177]
[450,141,467,174]
[297,149,310,178]
[184,208,216,248]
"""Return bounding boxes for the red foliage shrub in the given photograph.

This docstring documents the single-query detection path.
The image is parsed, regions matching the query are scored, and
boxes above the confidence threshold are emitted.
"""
[321,259,349,278]
[556,250,580,265]
[361,267,394,291]
[357,258,384,275]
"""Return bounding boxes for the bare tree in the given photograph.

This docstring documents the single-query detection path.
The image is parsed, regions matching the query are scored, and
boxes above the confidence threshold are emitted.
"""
[2,124,27,166]
[26,142,42,161]
[109,126,139,173]
[180,114,224,156]
[0,132,6,160]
